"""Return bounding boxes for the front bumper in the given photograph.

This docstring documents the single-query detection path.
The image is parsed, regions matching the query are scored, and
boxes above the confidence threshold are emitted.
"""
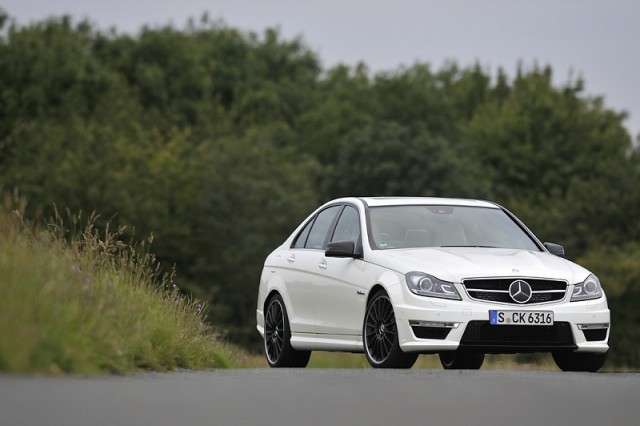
[391,283,610,354]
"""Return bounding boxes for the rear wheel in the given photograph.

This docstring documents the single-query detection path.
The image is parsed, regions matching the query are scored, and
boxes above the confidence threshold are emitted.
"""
[552,351,607,372]
[439,351,485,370]
[264,294,311,368]
[364,290,418,369]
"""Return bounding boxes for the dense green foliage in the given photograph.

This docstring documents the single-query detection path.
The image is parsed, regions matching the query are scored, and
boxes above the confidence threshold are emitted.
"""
[0,204,233,373]
[1,14,639,366]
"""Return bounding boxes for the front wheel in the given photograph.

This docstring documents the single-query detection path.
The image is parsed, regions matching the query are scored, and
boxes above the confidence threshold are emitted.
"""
[363,291,418,369]
[552,351,607,372]
[264,294,311,368]
[439,351,485,370]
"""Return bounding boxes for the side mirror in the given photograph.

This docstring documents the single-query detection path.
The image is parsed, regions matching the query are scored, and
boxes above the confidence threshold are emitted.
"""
[325,240,361,258]
[544,242,565,257]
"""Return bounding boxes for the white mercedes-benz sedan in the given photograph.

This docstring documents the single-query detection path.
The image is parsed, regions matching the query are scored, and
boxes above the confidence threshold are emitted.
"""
[256,197,610,371]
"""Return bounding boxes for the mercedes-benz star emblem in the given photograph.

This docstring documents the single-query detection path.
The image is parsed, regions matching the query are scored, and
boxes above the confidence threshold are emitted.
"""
[509,280,532,304]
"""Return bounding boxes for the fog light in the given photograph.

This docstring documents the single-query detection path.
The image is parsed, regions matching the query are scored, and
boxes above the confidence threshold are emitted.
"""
[577,323,609,330]
[409,321,459,329]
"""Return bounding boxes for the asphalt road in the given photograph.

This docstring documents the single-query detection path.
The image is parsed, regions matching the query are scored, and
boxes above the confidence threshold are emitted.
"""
[2,369,639,426]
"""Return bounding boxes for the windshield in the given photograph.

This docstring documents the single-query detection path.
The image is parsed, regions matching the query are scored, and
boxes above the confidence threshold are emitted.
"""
[368,205,540,251]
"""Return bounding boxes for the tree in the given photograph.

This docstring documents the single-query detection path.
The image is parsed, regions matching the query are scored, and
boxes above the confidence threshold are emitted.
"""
[464,66,637,253]
[321,120,488,199]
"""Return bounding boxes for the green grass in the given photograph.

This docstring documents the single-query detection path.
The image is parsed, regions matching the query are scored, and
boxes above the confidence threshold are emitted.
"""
[0,205,235,374]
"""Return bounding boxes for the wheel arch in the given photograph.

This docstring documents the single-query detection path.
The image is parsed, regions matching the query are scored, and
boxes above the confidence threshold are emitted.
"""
[265,289,281,310]
[257,271,291,338]
[259,271,295,315]
[367,284,388,306]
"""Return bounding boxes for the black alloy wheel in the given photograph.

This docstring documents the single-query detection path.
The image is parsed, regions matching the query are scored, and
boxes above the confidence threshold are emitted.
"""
[364,291,418,369]
[264,294,311,368]
[439,351,485,370]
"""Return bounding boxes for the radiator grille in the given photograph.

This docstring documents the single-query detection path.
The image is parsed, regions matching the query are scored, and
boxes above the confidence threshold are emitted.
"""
[463,278,567,305]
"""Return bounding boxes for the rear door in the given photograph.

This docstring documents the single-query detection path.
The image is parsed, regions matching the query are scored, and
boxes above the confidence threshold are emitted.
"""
[280,205,341,334]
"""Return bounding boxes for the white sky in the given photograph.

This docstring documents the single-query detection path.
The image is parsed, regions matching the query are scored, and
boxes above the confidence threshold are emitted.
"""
[3,0,639,139]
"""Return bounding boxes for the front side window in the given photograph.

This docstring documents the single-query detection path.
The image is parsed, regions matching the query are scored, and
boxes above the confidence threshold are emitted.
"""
[330,206,361,245]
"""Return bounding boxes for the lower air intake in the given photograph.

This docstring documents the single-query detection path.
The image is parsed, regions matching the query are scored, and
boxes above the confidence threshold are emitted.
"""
[459,321,576,353]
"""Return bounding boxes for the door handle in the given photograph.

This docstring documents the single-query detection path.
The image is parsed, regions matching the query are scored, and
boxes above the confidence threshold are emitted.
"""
[318,259,327,270]
[287,254,295,263]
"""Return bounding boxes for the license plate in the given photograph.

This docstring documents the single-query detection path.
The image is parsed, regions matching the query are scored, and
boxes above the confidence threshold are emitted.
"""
[489,310,554,326]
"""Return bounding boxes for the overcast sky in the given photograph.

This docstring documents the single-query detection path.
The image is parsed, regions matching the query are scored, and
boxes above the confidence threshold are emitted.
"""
[3,0,639,139]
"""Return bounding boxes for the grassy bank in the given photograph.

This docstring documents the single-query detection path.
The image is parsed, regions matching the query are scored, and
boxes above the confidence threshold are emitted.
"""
[0,206,234,374]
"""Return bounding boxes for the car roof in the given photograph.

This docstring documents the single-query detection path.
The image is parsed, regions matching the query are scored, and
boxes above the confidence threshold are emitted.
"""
[357,196,499,209]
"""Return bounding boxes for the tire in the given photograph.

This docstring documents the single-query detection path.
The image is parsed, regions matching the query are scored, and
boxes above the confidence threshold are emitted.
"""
[439,351,485,370]
[363,290,418,369]
[264,294,311,368]
[552,351,607,372]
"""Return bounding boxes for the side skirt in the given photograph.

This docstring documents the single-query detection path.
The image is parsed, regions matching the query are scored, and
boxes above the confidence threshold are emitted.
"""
[291,332,364,352]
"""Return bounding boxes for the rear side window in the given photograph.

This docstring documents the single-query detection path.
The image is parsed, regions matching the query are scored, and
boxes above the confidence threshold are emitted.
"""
[303,205,341,250]
[292,219,314,249]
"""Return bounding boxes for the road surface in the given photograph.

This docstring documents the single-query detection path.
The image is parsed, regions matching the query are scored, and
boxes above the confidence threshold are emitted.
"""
[2,369,639,426]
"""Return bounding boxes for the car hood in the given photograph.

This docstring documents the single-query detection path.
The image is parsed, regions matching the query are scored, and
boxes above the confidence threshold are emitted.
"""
[367,247,590,284]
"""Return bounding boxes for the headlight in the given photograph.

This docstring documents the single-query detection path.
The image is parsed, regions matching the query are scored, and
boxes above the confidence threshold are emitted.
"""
[405,272,461,300]
[571,274,603,302]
